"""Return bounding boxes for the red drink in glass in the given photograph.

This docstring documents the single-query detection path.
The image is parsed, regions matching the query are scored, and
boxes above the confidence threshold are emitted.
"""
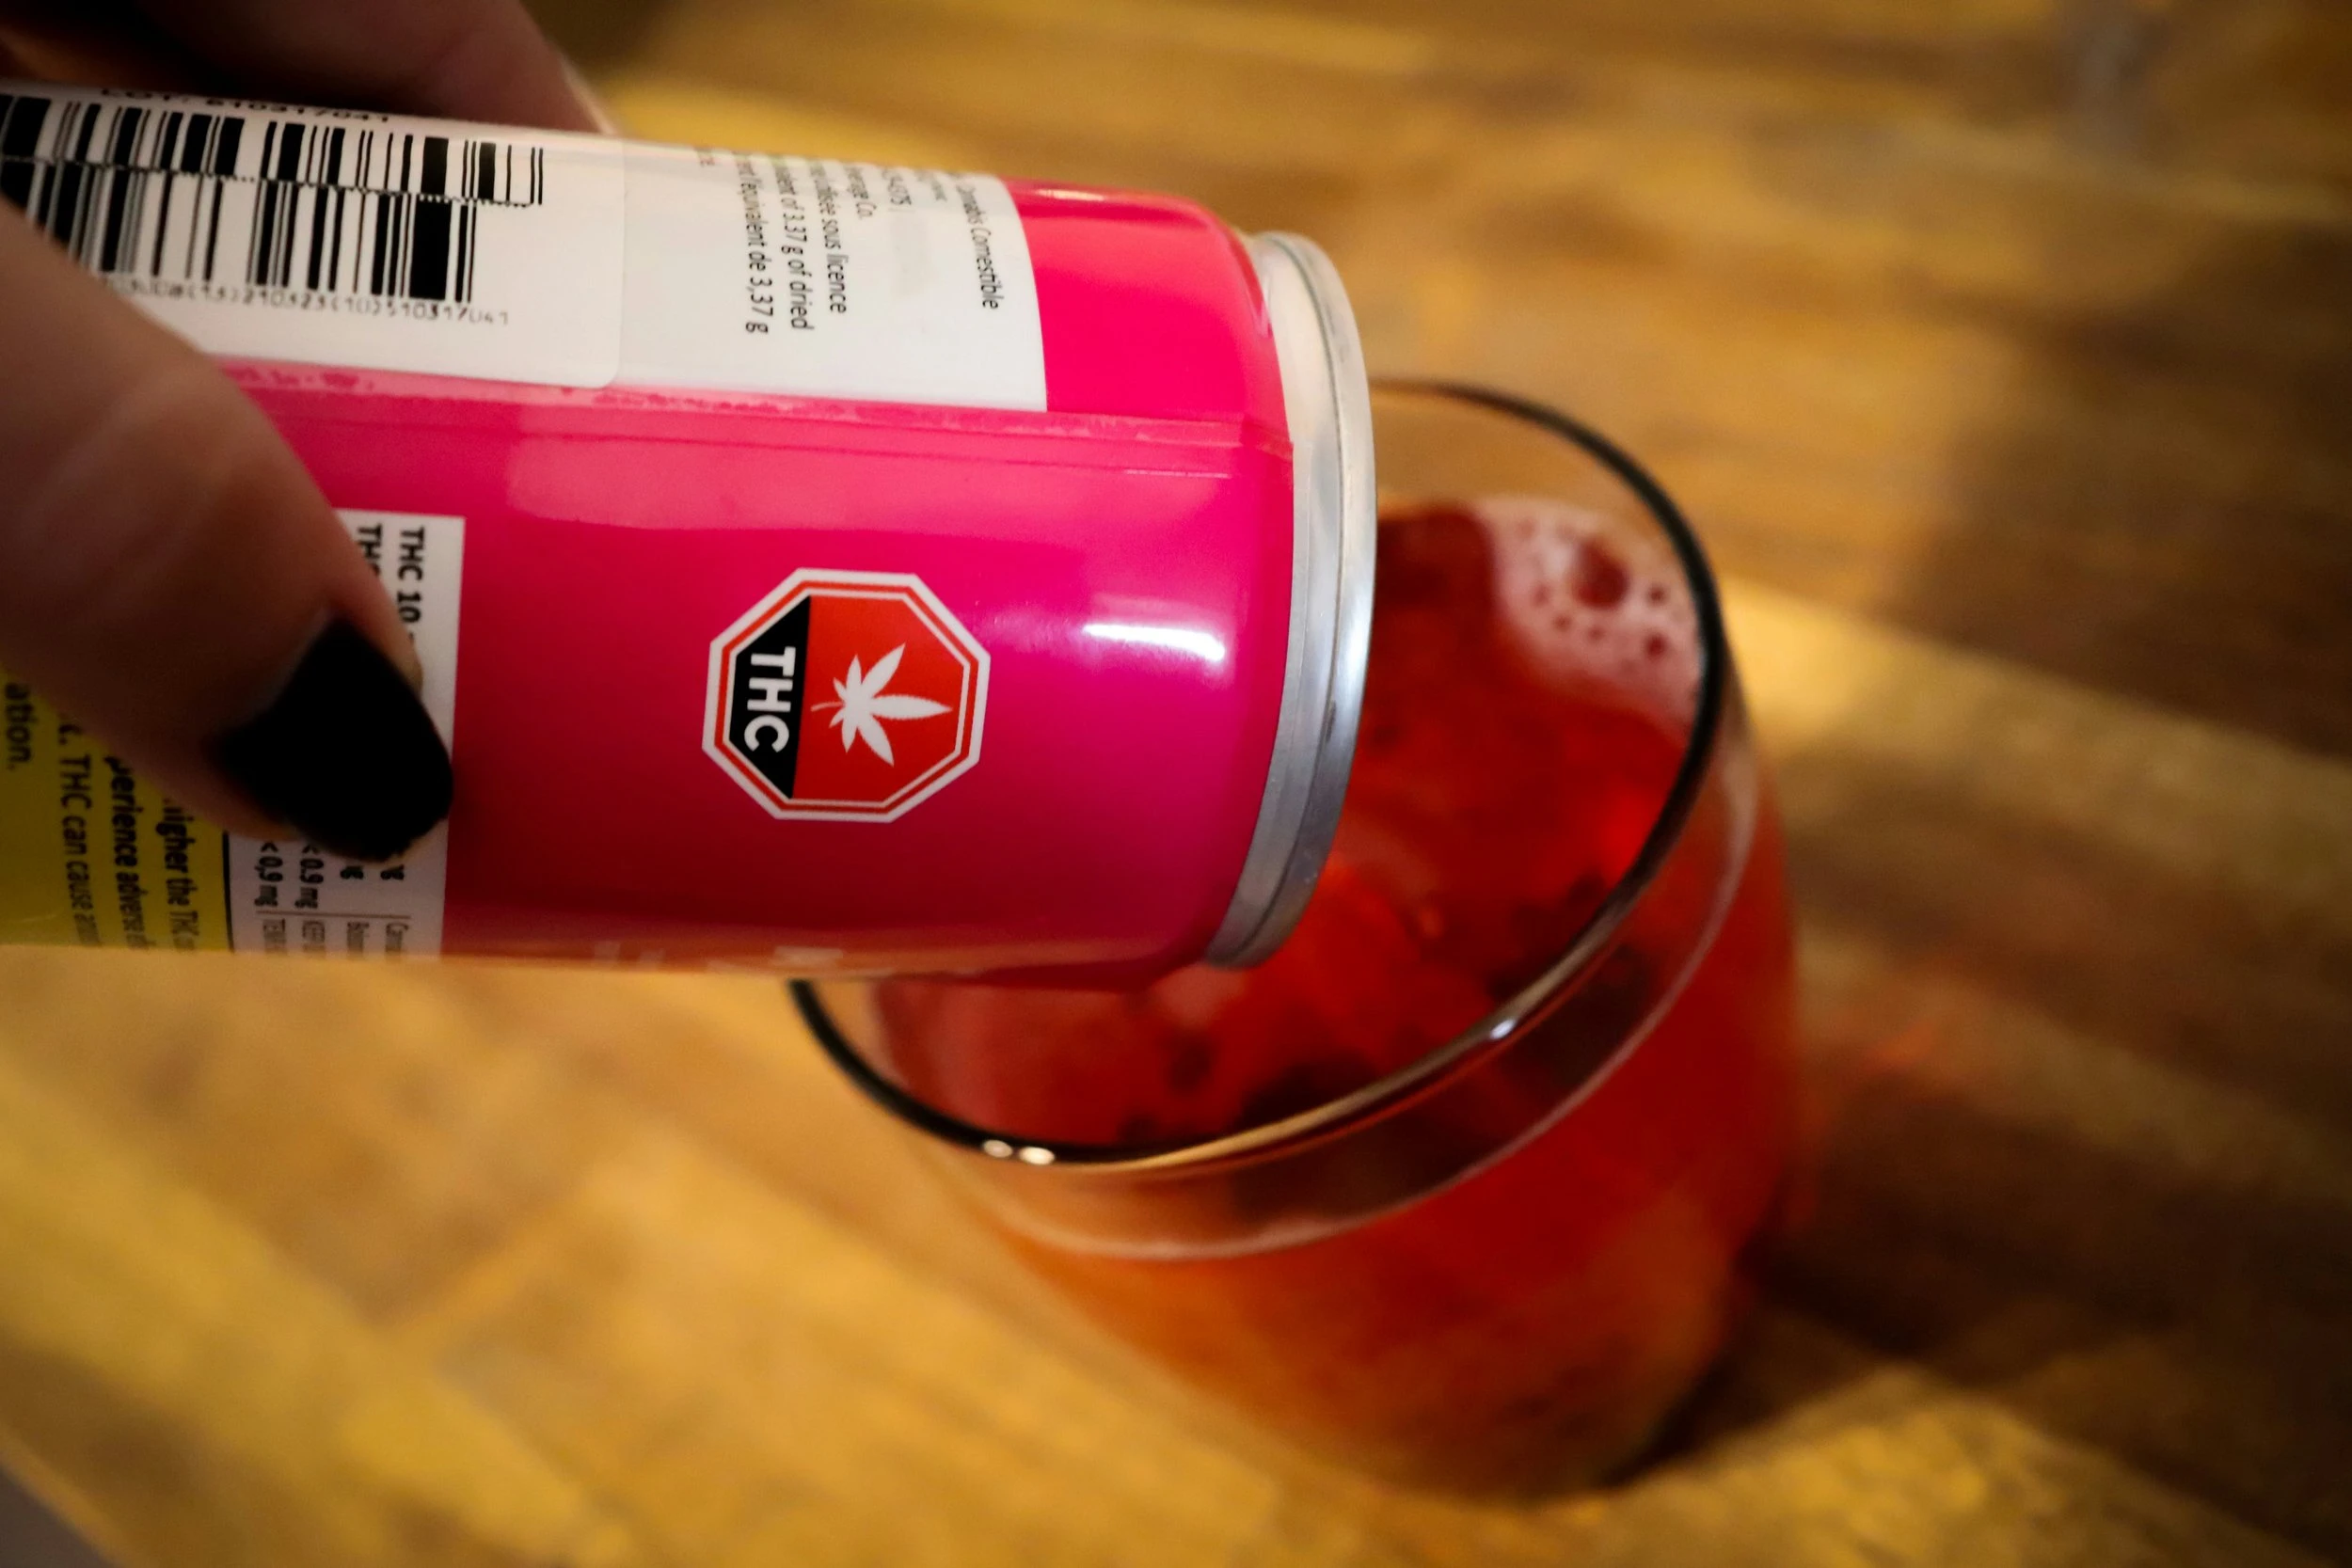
[801,386,1801,1492]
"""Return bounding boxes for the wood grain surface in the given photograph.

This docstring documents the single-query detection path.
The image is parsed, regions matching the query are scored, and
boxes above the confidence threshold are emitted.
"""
[4,1,2350,1562]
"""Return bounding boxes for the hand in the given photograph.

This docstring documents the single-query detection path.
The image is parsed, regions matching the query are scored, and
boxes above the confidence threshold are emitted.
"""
[0,1,602,860]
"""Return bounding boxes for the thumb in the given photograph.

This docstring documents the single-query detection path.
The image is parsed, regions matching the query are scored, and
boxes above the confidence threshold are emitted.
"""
[0,204,451,861]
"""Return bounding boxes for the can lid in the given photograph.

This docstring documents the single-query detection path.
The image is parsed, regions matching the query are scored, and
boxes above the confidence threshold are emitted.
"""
[1204,232,1377,967]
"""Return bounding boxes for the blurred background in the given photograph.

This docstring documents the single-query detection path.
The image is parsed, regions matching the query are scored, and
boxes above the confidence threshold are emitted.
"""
[2,1,2349,1563]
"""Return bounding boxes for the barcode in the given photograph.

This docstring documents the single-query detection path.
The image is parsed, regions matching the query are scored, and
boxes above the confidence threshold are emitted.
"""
[0,91,543,306]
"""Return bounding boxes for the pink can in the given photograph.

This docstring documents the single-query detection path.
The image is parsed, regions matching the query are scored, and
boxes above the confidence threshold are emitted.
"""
[0,82,1375,981]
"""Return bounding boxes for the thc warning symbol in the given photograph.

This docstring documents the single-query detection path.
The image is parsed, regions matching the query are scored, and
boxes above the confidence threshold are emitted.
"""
[705,569,989,820]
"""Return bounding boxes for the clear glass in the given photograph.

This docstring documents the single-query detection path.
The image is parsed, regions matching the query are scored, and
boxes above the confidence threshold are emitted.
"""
[799,385,1801,1494]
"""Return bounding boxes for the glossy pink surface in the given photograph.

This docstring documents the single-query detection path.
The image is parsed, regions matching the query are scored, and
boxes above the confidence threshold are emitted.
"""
[230,184,1299,977]
[1014,182,1282,421]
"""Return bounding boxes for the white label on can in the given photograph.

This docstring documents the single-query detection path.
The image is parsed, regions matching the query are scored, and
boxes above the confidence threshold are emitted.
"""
[2,81,1045,408]
[0,83,626,385]
[618,147,1045,409]
[225,511,462,958]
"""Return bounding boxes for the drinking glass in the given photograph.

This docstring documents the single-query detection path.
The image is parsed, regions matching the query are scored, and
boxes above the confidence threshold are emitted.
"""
[795,384,1800,1493]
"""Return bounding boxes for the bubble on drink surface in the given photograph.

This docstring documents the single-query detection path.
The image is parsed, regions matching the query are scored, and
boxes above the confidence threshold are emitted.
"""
[1472,495,1699,729]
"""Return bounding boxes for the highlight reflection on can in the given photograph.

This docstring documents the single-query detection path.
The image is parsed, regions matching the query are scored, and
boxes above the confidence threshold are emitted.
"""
[0,81,1375,981]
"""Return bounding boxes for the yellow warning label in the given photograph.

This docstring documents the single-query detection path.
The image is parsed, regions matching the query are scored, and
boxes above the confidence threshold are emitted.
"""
[0,674,231,951]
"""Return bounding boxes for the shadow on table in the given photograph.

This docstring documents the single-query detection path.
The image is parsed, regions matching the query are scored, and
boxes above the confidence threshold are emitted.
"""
[1645,736,2352,1555]
[1628,87,2352,1539]
[1877,221,2352,761]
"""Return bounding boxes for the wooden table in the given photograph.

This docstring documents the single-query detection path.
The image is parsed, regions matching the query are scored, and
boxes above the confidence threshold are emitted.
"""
[5,1,2351,1561]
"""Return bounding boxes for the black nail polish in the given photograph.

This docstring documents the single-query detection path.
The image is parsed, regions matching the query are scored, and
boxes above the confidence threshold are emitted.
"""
[210,621,453,862]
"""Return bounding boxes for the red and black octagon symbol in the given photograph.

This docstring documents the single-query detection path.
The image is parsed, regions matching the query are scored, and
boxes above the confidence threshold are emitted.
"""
[705,569,989,820]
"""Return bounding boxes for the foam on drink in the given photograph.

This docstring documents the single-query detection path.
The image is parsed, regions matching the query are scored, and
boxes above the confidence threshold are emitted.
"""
[872,497,1699,1146]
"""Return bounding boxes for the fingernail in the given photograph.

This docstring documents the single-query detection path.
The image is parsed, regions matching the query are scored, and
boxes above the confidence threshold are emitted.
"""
[210,621,453,862]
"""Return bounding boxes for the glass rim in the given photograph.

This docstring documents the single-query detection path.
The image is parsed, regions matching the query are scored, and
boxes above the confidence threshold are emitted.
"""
[792,380,1732,1175]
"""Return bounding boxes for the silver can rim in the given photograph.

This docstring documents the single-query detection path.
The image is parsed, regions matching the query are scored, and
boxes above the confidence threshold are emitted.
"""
[1200,231,1378,968]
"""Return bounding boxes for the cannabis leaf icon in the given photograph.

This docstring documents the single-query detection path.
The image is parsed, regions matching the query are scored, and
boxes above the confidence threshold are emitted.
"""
[811,645,950,766]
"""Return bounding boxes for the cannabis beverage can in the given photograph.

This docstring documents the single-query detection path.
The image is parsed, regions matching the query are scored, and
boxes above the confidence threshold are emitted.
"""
[0,81,1375,980]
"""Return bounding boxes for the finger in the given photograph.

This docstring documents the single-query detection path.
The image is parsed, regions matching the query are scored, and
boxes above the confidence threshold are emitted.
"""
[0,207,451,860]
[134,0,601,132]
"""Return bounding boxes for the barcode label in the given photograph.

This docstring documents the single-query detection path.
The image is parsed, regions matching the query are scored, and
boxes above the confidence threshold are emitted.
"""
[2,81,1045,407]
[0,90,544,305]
[0,80,623,386]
